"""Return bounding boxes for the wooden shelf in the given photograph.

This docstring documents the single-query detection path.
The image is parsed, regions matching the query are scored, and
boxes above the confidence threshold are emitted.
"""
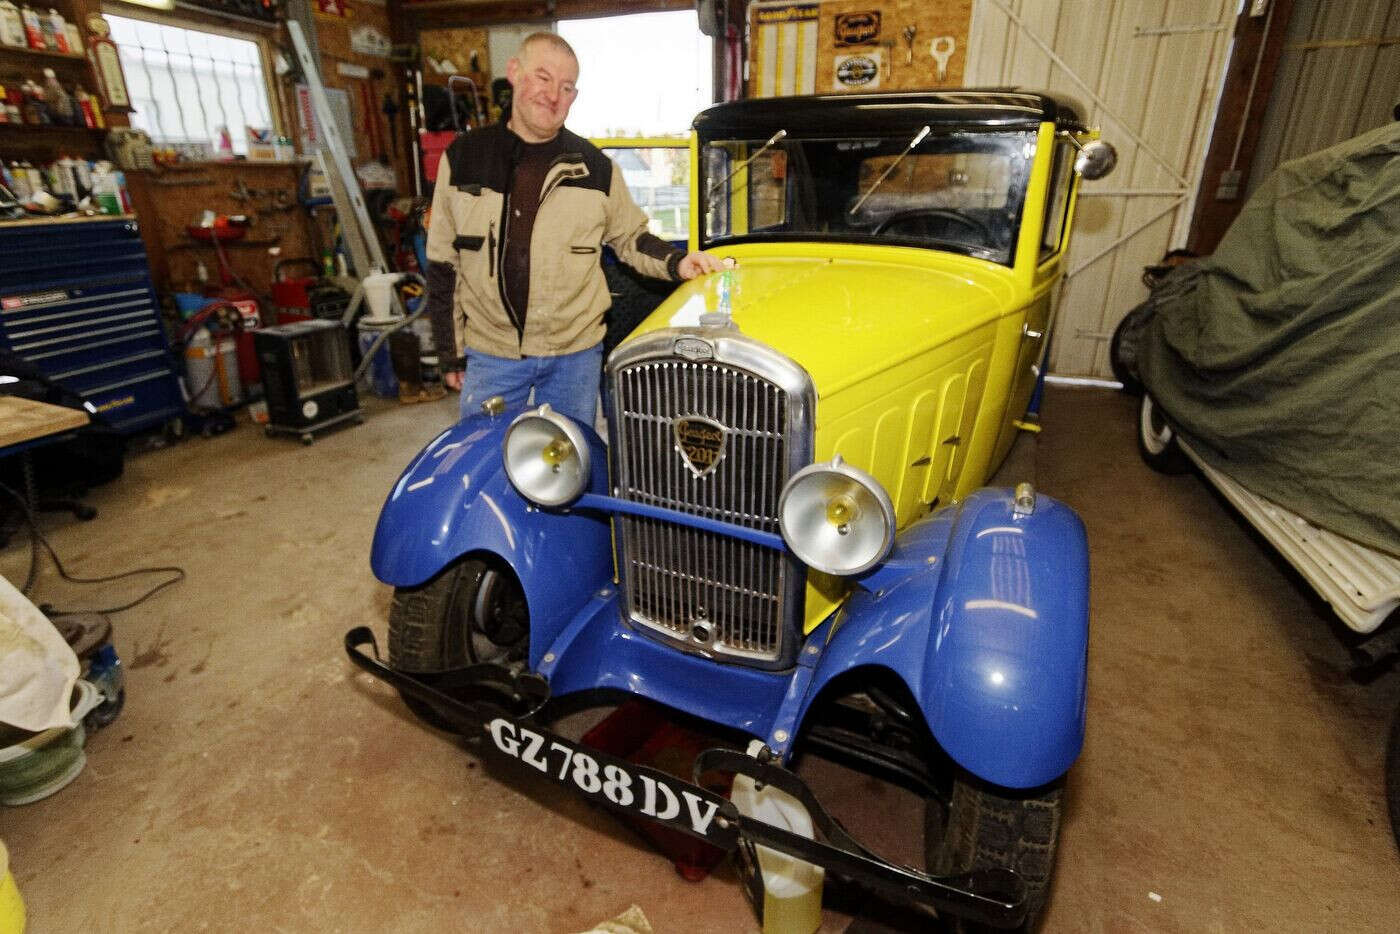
[0,123,107,145]
[0,44,89,63]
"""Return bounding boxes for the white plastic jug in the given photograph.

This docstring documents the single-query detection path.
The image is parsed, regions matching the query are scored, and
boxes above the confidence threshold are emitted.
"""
[729,740,824,934]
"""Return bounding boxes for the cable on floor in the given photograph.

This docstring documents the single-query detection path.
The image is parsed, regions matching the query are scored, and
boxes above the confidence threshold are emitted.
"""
[0,480,185,615]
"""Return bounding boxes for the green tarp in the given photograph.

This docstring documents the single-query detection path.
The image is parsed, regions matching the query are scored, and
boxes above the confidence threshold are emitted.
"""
[1140,120,1400,557]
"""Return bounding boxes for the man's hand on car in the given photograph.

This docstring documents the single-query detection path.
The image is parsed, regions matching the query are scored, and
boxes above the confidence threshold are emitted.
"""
[678,251,727,279]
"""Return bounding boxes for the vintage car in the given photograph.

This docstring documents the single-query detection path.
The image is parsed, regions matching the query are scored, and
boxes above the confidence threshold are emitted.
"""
[348,91,1115,929]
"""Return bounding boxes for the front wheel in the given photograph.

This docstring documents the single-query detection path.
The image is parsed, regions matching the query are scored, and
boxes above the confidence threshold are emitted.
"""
[387,557,529,729]
[1137,394,1190,474]
[925,776,1064,931]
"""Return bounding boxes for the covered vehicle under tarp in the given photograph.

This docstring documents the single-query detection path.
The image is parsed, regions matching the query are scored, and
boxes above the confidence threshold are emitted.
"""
[1137,120,1400,558]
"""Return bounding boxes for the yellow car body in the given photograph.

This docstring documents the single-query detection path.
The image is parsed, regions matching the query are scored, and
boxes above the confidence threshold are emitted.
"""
[608,93,1101,627]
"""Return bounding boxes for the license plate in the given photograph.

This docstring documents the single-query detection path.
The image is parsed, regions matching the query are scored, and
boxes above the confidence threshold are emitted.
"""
[481,715,740,848]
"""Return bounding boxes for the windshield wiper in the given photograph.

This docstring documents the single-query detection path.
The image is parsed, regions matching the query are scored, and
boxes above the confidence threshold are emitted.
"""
[706,129,788,202]
[848,125,931,218]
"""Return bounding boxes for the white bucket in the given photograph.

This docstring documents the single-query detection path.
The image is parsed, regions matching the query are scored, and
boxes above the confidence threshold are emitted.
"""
[730,740,824,934]
[361,272,400,319]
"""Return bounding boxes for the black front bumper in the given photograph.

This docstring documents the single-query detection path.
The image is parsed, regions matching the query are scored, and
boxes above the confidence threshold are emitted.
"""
[344,626,1028,928]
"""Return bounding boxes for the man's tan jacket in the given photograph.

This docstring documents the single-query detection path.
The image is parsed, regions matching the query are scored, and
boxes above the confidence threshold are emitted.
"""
[426,124,681,360]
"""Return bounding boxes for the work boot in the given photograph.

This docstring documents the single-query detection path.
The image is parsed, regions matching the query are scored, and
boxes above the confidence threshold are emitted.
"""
[389,330,424,403]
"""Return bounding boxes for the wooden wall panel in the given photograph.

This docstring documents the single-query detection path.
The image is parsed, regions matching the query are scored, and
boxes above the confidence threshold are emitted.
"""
[967,0,1236,378]
[816,0,972,92]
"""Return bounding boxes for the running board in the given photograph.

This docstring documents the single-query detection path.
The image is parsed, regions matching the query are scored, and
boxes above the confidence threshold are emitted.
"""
[1178,439,1400,634]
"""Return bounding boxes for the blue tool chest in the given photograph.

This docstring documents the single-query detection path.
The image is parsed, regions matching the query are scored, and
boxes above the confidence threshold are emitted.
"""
[0,217,183,432]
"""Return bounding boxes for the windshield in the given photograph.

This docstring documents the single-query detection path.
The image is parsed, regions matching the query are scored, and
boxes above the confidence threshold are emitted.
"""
[700,129,1037,265]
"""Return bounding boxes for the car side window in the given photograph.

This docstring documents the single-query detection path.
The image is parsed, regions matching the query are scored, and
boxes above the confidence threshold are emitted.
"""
[1039,141,1076,262]
[704,145,734,240]
[602,147,691,243]
[748,149,789,231]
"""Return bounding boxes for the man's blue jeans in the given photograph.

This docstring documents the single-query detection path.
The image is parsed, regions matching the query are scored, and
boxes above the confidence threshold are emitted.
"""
[459,343,604,427]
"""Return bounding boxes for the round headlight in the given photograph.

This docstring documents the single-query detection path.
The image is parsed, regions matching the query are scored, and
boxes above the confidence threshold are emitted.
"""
[779,455,894,576]
[502,404,591,507]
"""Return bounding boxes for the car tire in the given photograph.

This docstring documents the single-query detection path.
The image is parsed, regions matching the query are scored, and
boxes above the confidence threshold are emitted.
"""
[1137,394,1190,475]
[1387,702,1400,856]
[387,557,529,729]
[925,776,1063,932]
[1108,304,1150,396]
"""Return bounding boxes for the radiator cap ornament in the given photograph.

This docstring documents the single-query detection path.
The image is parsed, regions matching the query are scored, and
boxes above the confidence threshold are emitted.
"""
[674,415,727,478]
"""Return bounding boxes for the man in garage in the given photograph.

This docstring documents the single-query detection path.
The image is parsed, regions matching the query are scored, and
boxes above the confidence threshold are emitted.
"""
[424,32,722,426]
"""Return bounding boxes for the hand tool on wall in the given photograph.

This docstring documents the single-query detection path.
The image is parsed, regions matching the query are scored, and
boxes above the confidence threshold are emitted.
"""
[903,25,917,65]
[931,37,955,83]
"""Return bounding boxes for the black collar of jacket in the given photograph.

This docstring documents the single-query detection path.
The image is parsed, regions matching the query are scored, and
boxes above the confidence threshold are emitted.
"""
[445,122,613,197]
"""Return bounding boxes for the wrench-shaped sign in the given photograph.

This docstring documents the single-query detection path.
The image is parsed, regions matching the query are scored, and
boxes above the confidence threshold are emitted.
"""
[930,36,956,82]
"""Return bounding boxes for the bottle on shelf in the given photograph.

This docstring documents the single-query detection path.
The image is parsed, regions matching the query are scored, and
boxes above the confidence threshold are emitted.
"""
[3,83,21,123]
[4,161,31,199]
[44,7,66,53]
[19,3,43,51]
[74,83,100,128]
[42,67,72,124]
[17,159,44,196]
[0,80,8,124]
[63,19,78,54]
[1,0,26,49]
[21,79,48,125]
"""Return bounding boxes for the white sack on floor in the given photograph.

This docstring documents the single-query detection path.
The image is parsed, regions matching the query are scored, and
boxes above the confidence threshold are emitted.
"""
[0,574,78,732]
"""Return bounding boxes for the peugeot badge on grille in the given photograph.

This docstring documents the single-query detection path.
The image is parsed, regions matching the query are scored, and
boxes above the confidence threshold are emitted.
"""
[673,337,714,361]
[674,416,727,478]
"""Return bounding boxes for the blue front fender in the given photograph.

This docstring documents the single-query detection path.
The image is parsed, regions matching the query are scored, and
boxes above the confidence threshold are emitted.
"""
[370,410,614,662]
[802,488,1089,790]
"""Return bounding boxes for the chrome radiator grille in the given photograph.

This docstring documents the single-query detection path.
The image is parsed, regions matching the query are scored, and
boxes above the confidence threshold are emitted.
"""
[612,358,792,662]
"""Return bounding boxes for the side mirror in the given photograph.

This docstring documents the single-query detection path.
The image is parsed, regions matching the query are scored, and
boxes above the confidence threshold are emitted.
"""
[1075,140,1117,180]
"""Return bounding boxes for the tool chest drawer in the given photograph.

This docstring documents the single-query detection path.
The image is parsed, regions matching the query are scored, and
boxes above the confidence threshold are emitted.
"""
[0,218,183,433]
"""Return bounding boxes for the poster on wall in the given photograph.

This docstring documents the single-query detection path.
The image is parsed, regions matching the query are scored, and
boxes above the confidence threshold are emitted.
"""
[834,11,881,46]
[296,84,358,159]
[833,50,882,91]
[747,2,819,98]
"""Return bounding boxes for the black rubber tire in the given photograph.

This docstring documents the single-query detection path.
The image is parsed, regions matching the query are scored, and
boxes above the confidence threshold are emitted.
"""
[926,777,1064,932]
[1108,304,1150,397]
[1137,394,1190,475]
[387,558,529,729]
[1386,702,1400,857]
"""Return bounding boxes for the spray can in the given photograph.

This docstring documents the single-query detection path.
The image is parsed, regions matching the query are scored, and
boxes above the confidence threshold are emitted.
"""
[19,4,42,50]
[42,68,73,125]
[44,7,65,52]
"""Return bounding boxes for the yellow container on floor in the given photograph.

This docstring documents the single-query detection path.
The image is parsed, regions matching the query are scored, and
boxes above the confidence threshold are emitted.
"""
[0,840,26,934]
[730,742,824,934]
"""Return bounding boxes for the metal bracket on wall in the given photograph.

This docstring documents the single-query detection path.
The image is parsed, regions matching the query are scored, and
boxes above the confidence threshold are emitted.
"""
[1133,22,1230,38]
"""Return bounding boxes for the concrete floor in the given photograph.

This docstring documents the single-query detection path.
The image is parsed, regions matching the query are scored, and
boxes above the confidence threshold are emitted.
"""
[2,386,1397,932]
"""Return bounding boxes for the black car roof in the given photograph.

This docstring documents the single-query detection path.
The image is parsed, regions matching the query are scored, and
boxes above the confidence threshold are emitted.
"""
[693,90,1086,136]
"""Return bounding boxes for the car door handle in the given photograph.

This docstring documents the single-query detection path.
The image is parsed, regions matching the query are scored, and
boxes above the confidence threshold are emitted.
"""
[1023,324,1044,341]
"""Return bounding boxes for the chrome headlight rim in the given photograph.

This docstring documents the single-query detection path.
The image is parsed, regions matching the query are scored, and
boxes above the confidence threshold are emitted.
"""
[502,403,592,507]
[778,455,895,577]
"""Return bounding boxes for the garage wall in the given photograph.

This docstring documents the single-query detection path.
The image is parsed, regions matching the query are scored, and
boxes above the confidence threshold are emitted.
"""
[1247,0,1400,198]
[965,0,1236,378]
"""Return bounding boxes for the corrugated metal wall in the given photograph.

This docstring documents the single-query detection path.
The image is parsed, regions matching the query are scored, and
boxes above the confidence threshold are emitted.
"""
[1247,0,1400,197]
[965,0,1236,378]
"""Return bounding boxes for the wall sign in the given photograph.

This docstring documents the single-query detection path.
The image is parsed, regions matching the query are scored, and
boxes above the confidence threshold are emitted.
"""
[351,25,391,58]
[834,11,880,46]
[748,2,819,98]
[834,51,881,91]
